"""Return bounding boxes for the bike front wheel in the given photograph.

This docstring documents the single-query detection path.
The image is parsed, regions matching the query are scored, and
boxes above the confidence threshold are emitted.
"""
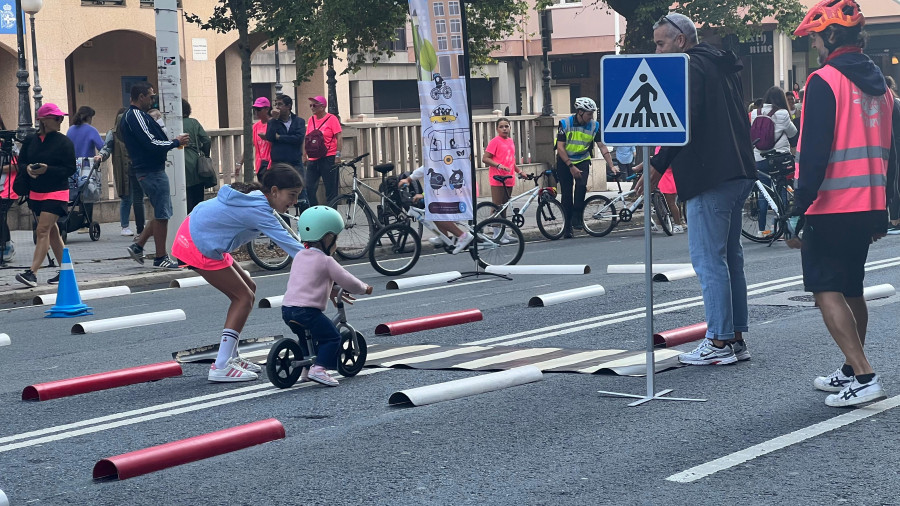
[471,218,524,268]
[582,195,618,237]
[653,193,674,236]
[741,183,784,242]
[368,223,422,276]
[536,198,566,240]
[330,194,376,260]
[246,234,292,271]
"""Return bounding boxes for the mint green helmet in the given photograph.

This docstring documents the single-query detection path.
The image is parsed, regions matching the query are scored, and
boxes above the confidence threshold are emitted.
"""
[298,206,345,242]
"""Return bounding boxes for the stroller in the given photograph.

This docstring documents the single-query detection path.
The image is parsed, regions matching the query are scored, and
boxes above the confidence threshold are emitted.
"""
[32,157,102,244]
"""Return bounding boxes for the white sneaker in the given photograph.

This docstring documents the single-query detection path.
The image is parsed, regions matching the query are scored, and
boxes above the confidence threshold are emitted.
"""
[500,232,518,244]
[307,367,339,387]
[208,359,258,382]
[428,236,444,247]
[491,227,503,240]
[77,227,90,234]
[234,356,262,373]
[452,232,474,254]
[678,339,737,366]
[672,225,685,234]
[121,227,134,236]
[825,375,886,407]
[814,366,854,392]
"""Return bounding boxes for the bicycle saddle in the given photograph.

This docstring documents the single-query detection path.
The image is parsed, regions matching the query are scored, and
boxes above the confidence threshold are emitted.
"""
[374,163,395,175]
[493,175,513,183]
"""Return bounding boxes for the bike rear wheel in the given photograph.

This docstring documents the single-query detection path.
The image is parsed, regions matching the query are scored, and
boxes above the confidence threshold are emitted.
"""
[741,183,784,242]
[266,338,305,389]
[653,193,674,236]
[582,195,618,237]
[246,234,292,270]
[331,194,376,260]
[475,201,500,222]
[536,197,566,240]
[368,223,422,276]
[471,218,524,268]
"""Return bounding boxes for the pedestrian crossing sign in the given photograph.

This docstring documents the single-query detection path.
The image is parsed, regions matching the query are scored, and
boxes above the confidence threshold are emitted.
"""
[600,54,689,146]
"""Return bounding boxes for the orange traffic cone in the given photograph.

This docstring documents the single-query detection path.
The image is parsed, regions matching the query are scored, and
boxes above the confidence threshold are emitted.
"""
[45,247,93,318]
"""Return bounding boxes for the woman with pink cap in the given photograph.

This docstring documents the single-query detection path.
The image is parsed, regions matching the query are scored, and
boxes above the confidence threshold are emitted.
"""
[303,95,342,206]
[237,97,272,183]
[14,103,77,288]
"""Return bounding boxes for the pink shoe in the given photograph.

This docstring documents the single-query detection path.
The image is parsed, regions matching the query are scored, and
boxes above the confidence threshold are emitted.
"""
[307,366,339,387]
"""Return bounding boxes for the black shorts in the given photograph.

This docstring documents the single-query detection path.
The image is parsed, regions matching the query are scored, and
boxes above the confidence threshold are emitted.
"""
[28,199,68,219]
[800,211,884,297]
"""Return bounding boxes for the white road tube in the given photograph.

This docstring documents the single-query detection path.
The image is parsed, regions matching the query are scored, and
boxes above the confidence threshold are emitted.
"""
[34,286,132,306]
[652,267,697,282]
[0,334,9,347]
[607,263,692,274]
[386,271,462,290]
[485,265,590,275]
[71,309,186,335]
[388,366,543,406]
[259,295,284,309]
[528,285,606,307]
[864,283,895,301]
[169,277,210,288]
[0,487,8,506]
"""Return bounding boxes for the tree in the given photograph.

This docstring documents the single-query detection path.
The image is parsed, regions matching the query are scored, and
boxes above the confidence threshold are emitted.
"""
[538,0,806,55]
[186,0,263,182]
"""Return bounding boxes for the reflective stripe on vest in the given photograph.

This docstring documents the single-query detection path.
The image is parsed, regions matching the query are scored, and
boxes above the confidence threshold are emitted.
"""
[560,116,597,163]
[796,65,893,215]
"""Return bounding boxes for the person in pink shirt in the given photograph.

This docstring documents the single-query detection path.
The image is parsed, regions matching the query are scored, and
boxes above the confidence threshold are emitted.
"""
[303,95,343,206]
[281,206,373,387]
[482,118,524,243]
[236,97,273,183]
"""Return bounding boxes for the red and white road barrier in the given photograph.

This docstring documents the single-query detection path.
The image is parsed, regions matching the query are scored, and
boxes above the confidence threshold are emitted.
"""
[388,366,543,406]
[607,263,692,274]
[528,285,606,307]
[259,295,283,309]
[653,323,707,348]
[34,285,131,306]
[386,271,462,290]
[652,267,697,282]
[0,333,9,347]
[375,308,483,336]
[864,283,895,301]
[71,309,186,334]
[485,265,590,275]
[22,361,183,401]
[92,418,285,480]
[169,277,210,288]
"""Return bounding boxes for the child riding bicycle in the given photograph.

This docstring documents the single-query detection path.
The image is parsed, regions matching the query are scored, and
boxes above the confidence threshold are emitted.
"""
[281,206,373,387]
[397,166,474,254]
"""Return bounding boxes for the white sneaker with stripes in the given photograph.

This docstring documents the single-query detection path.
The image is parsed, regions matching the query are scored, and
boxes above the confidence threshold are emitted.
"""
[233,356,262,373]
[208,359,258,382]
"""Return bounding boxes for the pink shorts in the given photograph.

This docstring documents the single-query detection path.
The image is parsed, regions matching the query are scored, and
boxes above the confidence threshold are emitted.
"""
[657,169,677,195]
[172,217,234,271]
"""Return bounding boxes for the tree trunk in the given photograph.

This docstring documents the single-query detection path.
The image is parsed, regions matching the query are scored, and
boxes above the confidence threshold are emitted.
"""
[602,0,670,54]
[236,10,255,182]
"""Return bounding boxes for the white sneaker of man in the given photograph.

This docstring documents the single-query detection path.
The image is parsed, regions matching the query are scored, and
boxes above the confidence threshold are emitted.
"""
[500,232,518,245]
[121,227,134,236]
[672,224,685,234]
[825,375,886,407]
[452,232,474,254]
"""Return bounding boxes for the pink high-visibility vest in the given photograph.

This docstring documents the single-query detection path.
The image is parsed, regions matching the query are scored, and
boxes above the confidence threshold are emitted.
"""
[796,65,893,215]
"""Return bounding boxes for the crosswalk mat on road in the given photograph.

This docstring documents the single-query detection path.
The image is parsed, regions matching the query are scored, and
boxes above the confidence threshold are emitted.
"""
[174,340,682,377]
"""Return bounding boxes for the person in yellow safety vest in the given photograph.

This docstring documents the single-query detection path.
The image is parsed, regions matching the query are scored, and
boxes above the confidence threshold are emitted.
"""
[555,97,616,238]
[789,0,900,408]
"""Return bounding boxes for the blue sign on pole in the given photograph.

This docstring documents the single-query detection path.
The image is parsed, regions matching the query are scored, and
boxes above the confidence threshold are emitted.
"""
[0,0,23,35]
[600,54,689,147]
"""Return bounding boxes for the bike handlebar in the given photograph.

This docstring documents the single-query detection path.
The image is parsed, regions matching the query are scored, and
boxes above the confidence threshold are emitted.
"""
[337,152,370,168]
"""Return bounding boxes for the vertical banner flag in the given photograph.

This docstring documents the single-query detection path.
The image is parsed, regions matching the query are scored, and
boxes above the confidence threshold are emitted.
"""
[408,0,473,221]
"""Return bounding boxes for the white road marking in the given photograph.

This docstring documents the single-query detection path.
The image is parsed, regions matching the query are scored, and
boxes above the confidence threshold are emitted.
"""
[380,346,491,367]
[666,394,900,483]
[450,348,561,369]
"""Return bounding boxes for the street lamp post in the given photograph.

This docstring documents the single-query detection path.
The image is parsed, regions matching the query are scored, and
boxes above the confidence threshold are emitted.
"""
[539,9,554,116]
[13,0,33,138]
[273,39,283,97]
[326,53,338,117]
[22,0,43,123]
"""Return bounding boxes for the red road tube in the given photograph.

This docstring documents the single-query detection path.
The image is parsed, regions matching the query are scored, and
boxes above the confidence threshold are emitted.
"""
[375,308,483,336]
[93,418,286,480]
[653,323,707,348]
[22,361,183,401]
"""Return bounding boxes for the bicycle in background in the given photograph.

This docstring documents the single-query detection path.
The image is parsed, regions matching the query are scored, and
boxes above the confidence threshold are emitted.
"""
[475,170,567,241]
[580,172,674,237]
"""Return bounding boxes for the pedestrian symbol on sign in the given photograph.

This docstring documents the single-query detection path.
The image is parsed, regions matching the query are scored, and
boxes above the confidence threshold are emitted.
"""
[605,59,684,133]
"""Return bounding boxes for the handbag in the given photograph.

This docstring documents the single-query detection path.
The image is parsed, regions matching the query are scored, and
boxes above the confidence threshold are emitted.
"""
[198,155,217,187]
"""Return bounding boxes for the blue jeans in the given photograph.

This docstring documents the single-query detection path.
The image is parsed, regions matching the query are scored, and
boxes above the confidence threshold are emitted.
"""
[281,306,340,369]
[686,178,754,340]
[120,172,146,232]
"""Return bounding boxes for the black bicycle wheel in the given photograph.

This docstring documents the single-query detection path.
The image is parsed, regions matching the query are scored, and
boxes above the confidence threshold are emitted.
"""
[471,217,524,268]
[536,198,566,240]
[582,195,618,237]
[741,183,784,242]
[266,338,305,389]
[653,193,674,236]
[368,223,421,276]
[331,194,376,260]
[337,330,367,377]
[246,234,292,271]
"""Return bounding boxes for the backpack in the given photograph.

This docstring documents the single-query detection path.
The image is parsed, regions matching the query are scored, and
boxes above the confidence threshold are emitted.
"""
[749,107,781,151]
[305,114,332,159]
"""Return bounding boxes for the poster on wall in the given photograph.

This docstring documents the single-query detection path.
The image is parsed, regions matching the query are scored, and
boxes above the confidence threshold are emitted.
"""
[407,0,473,221]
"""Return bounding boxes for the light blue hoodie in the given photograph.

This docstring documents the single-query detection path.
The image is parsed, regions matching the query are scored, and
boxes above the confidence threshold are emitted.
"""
[188,185,303,260]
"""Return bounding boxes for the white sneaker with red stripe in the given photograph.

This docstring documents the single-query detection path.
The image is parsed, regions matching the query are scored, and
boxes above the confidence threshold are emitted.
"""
[233,356,262,373]
[208,358,258,382]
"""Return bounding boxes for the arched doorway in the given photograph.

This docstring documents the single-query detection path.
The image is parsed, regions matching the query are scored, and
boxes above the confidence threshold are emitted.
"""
[215,33,280,128]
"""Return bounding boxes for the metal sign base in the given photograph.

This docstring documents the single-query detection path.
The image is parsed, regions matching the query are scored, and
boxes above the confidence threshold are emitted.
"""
[597,389,706,407]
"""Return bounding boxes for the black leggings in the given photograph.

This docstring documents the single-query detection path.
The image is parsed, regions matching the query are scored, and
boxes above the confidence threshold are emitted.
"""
[555,159,591,223]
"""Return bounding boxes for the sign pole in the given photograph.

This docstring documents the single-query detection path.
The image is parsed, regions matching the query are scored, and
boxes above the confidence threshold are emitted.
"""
[643,145,654,399]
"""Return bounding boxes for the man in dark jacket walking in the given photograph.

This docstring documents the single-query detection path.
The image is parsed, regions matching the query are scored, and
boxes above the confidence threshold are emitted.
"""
[266,95,309,204]
[638,13,756,366]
